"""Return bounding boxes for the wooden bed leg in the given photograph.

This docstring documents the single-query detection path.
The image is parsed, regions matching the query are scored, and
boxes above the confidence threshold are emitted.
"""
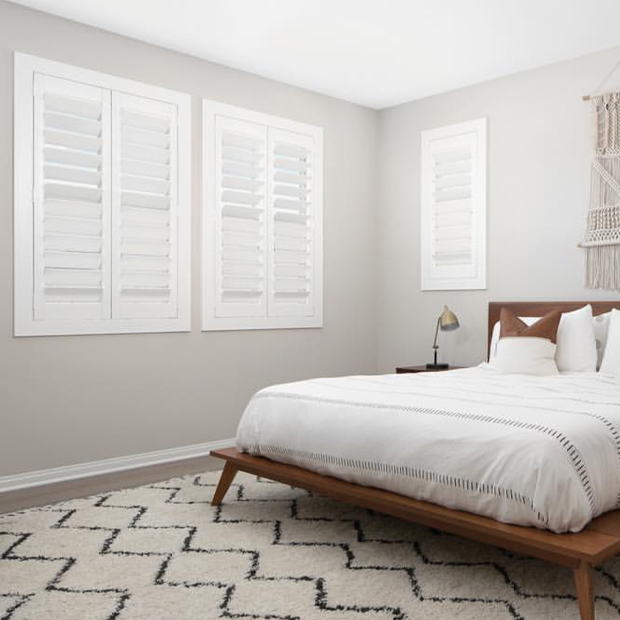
[211,462,239,506]
[574,561,595,620]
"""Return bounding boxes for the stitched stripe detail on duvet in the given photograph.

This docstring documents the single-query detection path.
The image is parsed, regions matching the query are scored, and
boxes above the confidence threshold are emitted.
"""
[317,377,620,507]
[249,444,549,527]
[253,391,596,517]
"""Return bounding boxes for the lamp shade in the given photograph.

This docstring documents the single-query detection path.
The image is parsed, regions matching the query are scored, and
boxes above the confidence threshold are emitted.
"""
[439,305,459,331]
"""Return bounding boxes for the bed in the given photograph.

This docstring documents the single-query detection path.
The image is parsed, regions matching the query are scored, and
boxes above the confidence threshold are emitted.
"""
[210,301,620,620]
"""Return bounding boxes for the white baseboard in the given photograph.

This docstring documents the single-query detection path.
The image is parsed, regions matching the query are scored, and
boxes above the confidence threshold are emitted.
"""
[0,438,236,494]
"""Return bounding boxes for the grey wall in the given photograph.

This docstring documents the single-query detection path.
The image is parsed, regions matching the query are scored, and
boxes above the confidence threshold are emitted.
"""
[376,46,620,372]
[0,1,379,476]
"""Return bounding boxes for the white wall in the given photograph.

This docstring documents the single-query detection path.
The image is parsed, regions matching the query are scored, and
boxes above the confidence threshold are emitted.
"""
[0,1,378,476]
[376,46,620,372]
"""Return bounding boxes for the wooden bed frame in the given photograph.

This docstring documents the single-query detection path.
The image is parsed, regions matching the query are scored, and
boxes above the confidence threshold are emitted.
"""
[211,301,620,620]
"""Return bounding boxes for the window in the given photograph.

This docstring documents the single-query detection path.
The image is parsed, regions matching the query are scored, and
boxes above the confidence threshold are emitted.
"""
[420,118,487,291]
[14,53,191,336]
[202,101,323,330]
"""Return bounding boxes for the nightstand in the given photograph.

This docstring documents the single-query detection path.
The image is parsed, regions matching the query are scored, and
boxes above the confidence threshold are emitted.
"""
[396,365,464,374]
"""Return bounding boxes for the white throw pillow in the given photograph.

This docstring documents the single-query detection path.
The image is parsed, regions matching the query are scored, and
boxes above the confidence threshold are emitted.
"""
[489,321,501,361]
[493,337,559,376]
[594,311,611,370]
[555,305,597,373]
[600,309,620,375]
[489,317,541,361]
[489,306,597,372]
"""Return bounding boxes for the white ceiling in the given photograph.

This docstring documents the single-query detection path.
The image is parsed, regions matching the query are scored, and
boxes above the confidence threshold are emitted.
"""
[9,0,620,109]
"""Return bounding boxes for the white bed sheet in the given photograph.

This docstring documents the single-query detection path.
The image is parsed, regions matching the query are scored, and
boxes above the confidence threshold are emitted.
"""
[236,366,620,532]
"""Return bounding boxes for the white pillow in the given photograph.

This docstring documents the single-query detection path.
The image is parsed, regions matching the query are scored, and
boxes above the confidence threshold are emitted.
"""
[493,337,559,376]
[489,305,597,372]
[555,305,597,373]
[594,311,611,370]
[600,309,620,375]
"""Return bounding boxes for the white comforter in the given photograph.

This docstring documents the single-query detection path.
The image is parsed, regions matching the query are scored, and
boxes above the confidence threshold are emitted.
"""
[236,366,620,532]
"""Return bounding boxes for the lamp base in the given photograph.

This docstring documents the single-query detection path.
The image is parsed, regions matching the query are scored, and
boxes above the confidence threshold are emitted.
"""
[426,362,449,370]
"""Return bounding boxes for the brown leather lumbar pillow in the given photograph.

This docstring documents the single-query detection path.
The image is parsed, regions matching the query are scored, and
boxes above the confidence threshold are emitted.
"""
[499,308,561,343]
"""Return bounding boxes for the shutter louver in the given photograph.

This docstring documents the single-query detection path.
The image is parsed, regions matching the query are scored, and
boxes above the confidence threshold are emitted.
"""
[112,93,178,319]
[33,74,111,321]
[214,116,267,318]
[268,129,315,317]
[421,119,486,291]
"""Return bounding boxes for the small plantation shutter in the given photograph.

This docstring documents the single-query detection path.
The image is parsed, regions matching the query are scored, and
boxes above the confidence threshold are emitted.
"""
[213,116,268,318]
[420,119,486,291]
[112,93,178,319]
[33,73,111,321]
[267,129,316,317]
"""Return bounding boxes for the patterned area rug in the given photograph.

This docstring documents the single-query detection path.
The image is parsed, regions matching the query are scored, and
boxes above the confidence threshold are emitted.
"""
[2,470,620,620]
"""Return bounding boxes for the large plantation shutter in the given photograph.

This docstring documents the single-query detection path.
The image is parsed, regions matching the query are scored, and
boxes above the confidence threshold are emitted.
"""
[267,129,316,318]
[213,116,268,318]
[203,101,323,331]
[33,74,111,321]
[112,93,178,319]
[14,53,190,336]
[420,118,486,290]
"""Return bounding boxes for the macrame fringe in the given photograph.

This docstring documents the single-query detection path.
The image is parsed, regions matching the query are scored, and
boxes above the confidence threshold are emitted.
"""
[585,245,620,290]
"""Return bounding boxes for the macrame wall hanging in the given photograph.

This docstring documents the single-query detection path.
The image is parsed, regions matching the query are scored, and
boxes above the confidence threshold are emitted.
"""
[582,60,620,290]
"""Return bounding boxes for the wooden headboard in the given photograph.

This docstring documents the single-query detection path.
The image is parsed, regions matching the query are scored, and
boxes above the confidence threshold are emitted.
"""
[488,301,620,357]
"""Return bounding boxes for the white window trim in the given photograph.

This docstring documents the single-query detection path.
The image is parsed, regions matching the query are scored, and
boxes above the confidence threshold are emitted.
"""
[202,100,324,331]
[14,53,191,336]
[420,118,487,291]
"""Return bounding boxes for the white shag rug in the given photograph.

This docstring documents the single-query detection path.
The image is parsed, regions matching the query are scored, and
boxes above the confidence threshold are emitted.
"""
[2,470,620,620]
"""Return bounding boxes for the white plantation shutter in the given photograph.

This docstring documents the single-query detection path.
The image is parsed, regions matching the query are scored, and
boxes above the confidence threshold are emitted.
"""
[420,119,486,290]
[213,116,267,318]
[33,74,111,321]
[14,54,190,336]
[267,129,316,318]
[203,101,323,331]
[112,93,178,319]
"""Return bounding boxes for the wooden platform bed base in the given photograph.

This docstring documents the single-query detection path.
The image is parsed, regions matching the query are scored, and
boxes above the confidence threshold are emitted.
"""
[211,447,620,620]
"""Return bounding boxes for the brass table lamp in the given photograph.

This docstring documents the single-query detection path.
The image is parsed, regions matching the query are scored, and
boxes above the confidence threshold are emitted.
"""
[426,305,460,370]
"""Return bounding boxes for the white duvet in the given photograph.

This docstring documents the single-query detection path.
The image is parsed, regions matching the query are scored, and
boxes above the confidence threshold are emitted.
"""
[236,366,620,532]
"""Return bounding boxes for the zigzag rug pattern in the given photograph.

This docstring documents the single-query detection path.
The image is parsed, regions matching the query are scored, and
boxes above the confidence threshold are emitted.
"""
[2,471,620,619]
